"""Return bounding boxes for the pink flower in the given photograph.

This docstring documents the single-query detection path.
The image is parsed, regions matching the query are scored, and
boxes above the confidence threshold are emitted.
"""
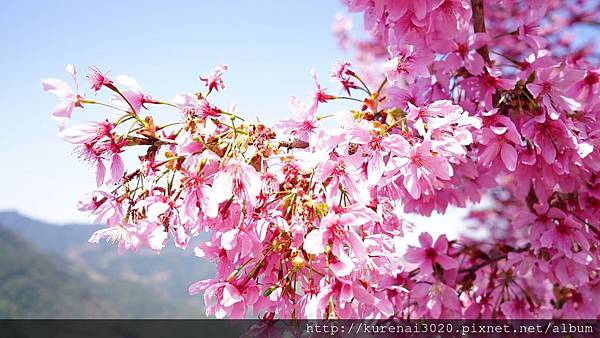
[79,145,105,187]
[438,32,490,75]
[304,212,369,277]
[500,299,534,319]
[540,217,589,256]
[89,222,140,254]
[383,1,431,21]
[172,93,221,119]
[112,75,159,113]
[348,126,410,184]
[568,68,600,107]
[219,226,261,262]
[274,97,319,142]
[478,111,522,172]
[429,0,471,39]
[389,11,429,50]
[526,66,584,119]
[382,45,431,84]
[189,279,256,318]
[330,61,356,95]
[521,113,576,165]
[209,158,261,211]
[406,99,471,137]
[310,69,336,111]
[41,64,82,129]
[388,140,454,200]
[558,290,597,319]
[71,135,121,187]
[200,64,228,94]
[58,121,114,144]
[87,67,114,92]
[406,233,458,275]
[411,280,461,319]
[181,156,216,219]
[317,158,369,204]
[108,154,125,185]
[381,77,432,109]
[85,192,123,226]
[552,255,590,287]
[464,68,516,110]
[517,6,547,53]
[517,50,558,81]
[77,190,111,213]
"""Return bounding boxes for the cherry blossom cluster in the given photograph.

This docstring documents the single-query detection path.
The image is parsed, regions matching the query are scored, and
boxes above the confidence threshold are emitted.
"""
[337,0,600,319]
[43,0,600,319]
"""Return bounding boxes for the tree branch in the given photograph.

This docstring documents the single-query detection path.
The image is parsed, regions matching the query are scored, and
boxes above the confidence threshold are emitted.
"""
[471,0,491,63]
[458,244,531,274]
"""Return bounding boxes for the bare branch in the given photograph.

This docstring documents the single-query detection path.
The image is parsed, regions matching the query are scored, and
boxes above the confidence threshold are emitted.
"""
[471,0,491,63]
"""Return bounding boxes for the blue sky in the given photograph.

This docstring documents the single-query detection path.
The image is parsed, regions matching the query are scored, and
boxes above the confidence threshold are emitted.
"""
[0,1,354,223]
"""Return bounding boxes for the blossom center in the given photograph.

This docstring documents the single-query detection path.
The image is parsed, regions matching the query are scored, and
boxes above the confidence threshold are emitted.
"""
[411,154,426,167]
[541,82,552,93]
[585,72,599,86]
[425,247,437,260]
[333,161,347,176]
[369,135,383,151]
[300,120,316,133]
[396,56,410,74]
[457,43,469,57]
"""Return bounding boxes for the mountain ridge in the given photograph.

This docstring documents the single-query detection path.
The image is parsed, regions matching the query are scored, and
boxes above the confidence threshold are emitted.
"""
[0,210,214,318]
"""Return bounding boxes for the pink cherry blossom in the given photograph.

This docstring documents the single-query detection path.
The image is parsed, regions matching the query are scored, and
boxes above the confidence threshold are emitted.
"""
[517,6,548,53]
[309,69,336,113]
[406,233,458,275]
[209,158,262,211]
[500,299,534,319]
[317,157,369,204]
[382,45,431,84]
[381,77,432,109]
[568,68,600,105]
[189,279,255,318]
[304,212,368,259]
[348,126,409,185]
[478,110,522,172]
[111,75,159,113]
[89,222,140,254]
[41,64,82,129]
[87,67,114,92]
[172,93,221,119]
[526,66,584,119]
[436,32,490,76]
[58,121,114,144]
[274,97,319,142]
[330,61,356,95]
[411,280,461,319]
[200,64,228,94]
[463,68,516,110]
[45,0,600,320]
[388,140,454,200]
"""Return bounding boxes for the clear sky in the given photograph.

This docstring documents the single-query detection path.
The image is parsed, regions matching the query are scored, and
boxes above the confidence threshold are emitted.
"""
[0,1,355,223]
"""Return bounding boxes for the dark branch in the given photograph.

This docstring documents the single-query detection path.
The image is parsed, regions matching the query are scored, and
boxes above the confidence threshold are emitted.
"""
[458,244,531,274]
[471,0,491,63]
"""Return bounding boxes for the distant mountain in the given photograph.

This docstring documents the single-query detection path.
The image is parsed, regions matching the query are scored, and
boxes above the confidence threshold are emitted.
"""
[0,211,216,318]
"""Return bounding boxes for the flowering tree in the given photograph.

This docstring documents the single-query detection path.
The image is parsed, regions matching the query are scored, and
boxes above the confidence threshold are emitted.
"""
[42,0,600,319]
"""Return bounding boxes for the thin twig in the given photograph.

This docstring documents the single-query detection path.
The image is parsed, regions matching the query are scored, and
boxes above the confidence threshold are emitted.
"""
[458,244,531,274]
